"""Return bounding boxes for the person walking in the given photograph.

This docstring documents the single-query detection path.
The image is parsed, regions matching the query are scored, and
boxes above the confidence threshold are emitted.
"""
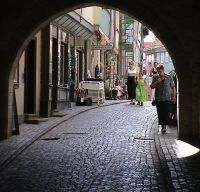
[95,64,100,78]
[125,61,137,104]
[136,72,148,106]
[150,61,158,76]
[150,62,158,101]
[150,65,176,133]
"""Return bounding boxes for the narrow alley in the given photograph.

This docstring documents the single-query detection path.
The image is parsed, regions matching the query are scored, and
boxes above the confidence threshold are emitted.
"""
[0,102,199,191]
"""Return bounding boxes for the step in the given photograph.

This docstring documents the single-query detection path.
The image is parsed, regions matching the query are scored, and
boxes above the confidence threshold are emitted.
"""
[52,109,59,113]
[24,117,48,124]
[70,102,76,107]
[24,114,39,120]
[51,112,67,117]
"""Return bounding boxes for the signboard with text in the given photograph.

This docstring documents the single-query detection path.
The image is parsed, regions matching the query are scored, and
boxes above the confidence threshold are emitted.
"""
[92,45,113,50]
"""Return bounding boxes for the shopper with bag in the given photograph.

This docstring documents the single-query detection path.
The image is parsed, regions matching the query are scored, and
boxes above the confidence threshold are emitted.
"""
[150,65,176,133]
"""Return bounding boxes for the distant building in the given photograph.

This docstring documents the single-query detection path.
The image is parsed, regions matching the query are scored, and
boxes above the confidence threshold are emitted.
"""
[119,14,143,82]
[143,38,174,74]
[143,38,175,99]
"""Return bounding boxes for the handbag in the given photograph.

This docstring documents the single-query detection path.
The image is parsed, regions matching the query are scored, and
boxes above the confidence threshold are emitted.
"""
[151,94,157,106]
[125,78,127,85]
[152,100,157,106]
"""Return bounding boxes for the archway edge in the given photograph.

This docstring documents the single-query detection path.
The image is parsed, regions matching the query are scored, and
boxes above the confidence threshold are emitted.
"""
[0,0,191,78]
[0,0,197,141]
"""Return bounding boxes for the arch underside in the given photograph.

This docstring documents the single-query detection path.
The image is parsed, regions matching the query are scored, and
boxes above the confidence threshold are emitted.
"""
[0,0,199,144]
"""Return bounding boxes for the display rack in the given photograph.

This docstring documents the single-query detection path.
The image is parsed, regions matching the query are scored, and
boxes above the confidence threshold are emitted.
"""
[79,81,105,105]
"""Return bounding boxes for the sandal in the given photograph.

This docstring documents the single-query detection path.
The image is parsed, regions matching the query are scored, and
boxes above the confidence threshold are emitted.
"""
[161,125,166,133]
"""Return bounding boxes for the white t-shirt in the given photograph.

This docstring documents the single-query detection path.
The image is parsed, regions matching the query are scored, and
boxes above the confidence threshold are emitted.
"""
[128,68,137,77]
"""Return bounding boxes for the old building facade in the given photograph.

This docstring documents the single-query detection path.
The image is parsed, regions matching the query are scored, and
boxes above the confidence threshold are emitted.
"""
[13,7,121,127]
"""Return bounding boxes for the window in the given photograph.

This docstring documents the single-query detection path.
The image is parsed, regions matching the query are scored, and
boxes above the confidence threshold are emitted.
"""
[161,52,164,63]
[60,44,65,85]
[156,53,161,63]
[151,54,154,62]
[165,52,169,62]
[147,55,149,62]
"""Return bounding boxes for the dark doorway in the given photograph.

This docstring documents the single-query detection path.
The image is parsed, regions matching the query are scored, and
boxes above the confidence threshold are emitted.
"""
[60,42,68,85]
[77,50,84,83]
[51,38,58,110]
[24,39,36,114]
[70,46,76,102]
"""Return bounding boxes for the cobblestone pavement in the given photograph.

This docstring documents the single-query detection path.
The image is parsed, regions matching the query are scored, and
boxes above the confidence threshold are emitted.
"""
[0,100,127,170]
[0,101,199,191]
[157,125,200,192]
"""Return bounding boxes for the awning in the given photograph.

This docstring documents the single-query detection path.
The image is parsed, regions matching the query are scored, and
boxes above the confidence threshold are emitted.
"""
[53,11,94,40]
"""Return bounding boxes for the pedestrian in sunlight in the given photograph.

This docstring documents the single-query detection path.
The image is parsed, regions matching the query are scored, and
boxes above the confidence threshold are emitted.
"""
[150,65,176,133]
[136,72,148,106]
[125,61,137,105]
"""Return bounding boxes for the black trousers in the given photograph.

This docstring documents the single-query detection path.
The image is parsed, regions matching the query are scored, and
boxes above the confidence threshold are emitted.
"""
[127,76,136,100]
[156,101,171,125]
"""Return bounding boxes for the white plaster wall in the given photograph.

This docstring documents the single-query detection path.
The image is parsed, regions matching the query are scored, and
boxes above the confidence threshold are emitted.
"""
[15,53,25,116]
[35,32,41,114]
[82,7,95,24]
[78,7,106,27]
[93,7,101,25]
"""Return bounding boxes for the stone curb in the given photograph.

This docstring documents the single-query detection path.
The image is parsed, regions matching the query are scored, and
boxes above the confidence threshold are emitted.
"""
[153,120,175,191]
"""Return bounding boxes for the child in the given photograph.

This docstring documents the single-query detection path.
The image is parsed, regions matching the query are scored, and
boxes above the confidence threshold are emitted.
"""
[136,72,148,106]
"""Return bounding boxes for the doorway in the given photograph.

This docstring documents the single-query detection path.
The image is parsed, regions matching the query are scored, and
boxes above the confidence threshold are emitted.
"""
[77,50,84,84]
[24,39,36,114]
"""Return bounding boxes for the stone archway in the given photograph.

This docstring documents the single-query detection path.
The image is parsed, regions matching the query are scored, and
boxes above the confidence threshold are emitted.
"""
[0,0,199,145]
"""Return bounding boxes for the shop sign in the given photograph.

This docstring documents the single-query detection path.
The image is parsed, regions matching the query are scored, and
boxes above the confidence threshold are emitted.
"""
[92,45,113,50]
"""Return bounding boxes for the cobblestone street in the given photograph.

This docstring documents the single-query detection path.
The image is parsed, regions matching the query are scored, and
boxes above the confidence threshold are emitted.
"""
[0,102,199,191]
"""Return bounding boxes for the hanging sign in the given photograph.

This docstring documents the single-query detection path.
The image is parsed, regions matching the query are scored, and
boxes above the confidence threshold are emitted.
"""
[92,45,113,50]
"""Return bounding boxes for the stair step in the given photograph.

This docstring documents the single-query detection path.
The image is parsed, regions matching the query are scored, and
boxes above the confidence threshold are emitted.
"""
[24,114,39,119]
[51,112,67,117]
[70,102,76,107]
[24,118,48,124]
[52,109,59,112]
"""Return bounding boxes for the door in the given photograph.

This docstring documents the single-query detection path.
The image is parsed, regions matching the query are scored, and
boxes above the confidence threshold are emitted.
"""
[51,38,58,110]
[77,50,84,83]
[24,39,36,114]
